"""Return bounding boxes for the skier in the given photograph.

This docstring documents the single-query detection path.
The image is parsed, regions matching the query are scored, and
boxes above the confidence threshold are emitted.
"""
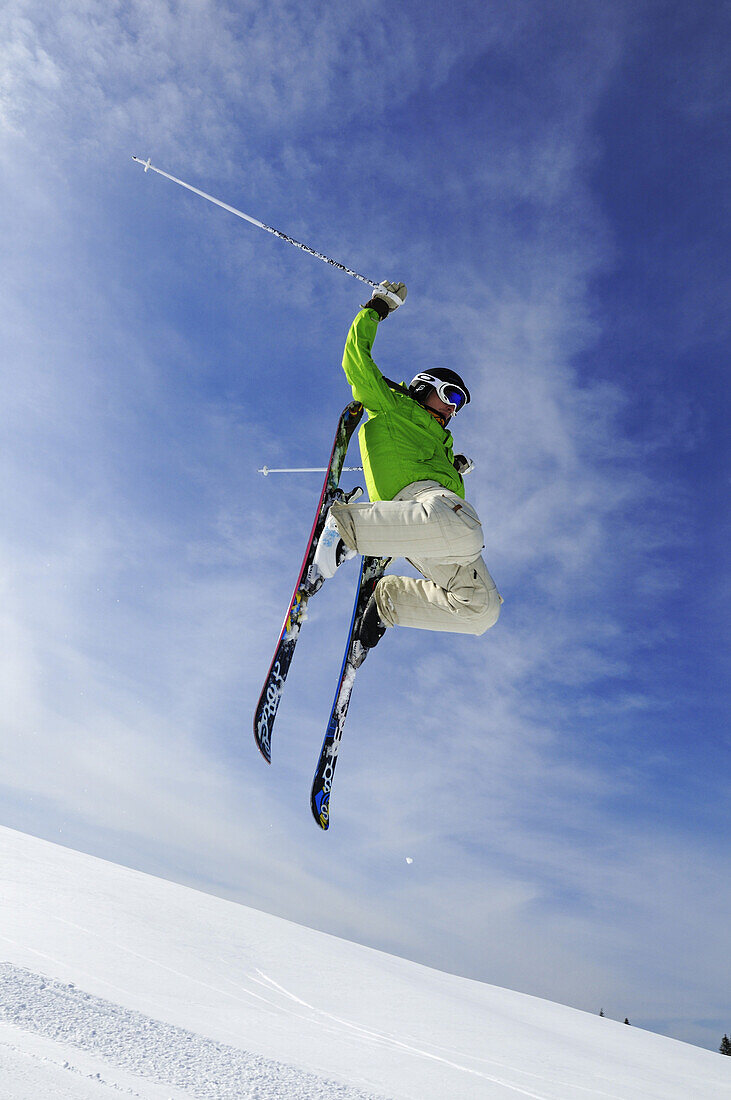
[313,281,502,650]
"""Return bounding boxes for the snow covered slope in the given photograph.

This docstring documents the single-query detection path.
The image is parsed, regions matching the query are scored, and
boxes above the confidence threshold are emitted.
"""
[0,827,727,1099]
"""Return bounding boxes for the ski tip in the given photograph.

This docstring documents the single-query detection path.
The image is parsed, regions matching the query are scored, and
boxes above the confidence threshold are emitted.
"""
[310,792,330,830]
[253,729,272,765]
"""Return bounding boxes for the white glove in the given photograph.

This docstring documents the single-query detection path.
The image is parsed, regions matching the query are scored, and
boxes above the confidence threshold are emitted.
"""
[365,281,407,319]
[453,454,475,476]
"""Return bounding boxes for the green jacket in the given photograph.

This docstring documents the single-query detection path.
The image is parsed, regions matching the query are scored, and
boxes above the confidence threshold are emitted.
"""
[342,308,465,502]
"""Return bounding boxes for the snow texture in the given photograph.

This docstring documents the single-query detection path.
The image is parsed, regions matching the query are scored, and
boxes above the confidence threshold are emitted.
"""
[1,826,729,1100]
[0,964,383,1099]
[0,1019,188,1099]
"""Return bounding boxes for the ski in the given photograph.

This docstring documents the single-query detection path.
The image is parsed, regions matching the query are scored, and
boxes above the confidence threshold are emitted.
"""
[253,401,364,763]
[310,554,389,830]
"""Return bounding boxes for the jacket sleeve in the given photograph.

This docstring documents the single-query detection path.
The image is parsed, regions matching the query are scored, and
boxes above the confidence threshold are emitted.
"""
[342,308,398,413]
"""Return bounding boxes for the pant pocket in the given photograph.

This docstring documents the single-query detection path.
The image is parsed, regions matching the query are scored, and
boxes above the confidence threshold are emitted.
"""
[441,497,485,553]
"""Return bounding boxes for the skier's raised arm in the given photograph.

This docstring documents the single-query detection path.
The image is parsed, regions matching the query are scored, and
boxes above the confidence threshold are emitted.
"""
[341,281,407,411]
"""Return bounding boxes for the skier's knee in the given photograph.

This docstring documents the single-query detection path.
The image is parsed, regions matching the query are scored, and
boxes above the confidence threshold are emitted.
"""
[453,567,501,635]
[374,576,399,628]
[472,585,501,634]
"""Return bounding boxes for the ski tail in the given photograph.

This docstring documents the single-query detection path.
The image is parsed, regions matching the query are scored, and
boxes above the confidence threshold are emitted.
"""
[311,555,389,830]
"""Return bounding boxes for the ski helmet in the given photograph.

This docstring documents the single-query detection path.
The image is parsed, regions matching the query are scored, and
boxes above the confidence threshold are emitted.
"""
[408,368,471,413]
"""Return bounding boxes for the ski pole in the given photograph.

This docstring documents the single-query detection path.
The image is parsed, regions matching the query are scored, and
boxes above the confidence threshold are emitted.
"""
[258,466,363,476]
[132,156,379,288]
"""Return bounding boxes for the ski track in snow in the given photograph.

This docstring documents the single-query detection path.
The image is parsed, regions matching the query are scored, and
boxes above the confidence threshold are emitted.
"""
[0,1021,188,1100]
[0,1034,144,1099]
[245,970,631,1100]
[0,963,390,1100]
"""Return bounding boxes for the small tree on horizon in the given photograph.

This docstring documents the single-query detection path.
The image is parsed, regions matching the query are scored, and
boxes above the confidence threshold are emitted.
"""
[624,1018,630,1025]
[720,1034,731,1056]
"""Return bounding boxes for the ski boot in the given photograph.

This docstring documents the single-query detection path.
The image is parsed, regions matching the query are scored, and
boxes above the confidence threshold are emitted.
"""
[356,592,388,651]
[304,487,362,593]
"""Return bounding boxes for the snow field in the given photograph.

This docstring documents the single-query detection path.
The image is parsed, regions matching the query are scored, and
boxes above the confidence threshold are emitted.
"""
[1,827,729,1099]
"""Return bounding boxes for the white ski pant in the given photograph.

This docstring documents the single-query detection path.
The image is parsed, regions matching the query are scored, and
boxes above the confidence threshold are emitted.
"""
[329,480,501,635]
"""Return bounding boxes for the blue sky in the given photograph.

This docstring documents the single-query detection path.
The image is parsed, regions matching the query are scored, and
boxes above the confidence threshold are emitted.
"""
[1,0,729,1053]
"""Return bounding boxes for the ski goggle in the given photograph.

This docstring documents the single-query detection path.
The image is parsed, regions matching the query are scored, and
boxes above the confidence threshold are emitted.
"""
[411,373,469,412]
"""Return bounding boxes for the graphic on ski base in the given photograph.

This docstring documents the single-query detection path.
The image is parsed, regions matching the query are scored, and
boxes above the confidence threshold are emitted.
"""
[253,401,365,766]
[310,553,389,830]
